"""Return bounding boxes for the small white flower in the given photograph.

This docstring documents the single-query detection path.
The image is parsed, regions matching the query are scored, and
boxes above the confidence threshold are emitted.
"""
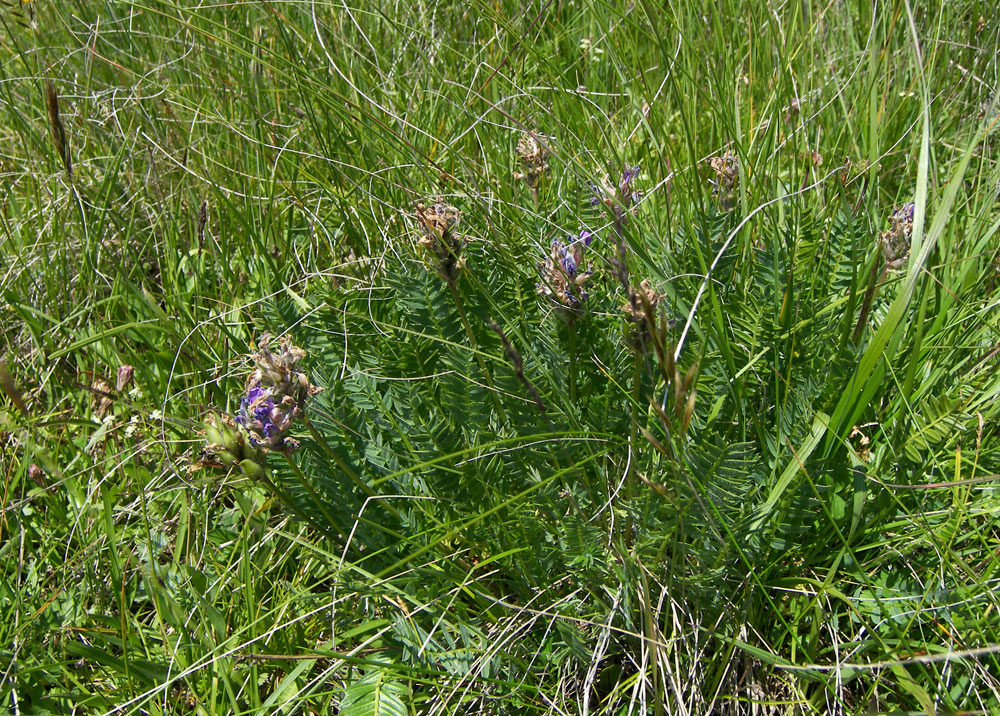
[150,409,163,421]
[124,415,140,437]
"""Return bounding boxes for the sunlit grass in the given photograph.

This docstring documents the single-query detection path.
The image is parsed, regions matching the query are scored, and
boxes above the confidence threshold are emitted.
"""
[2,1,999,714]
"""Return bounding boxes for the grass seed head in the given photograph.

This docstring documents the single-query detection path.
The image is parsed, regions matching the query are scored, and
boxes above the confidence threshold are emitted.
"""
[44,80,73,179]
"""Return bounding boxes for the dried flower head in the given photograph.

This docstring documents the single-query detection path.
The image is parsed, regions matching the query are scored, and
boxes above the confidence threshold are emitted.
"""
[622,279,664,352]
[537,229,595,316]
[116,364,134,393]
[415,201,465,284]
[708,150,740,210]
[513,132,550,190]
[92,378,114,418]
[785,97,802,122]
[833,156,852,186]
[237,334,322,452]
[800,151,823,167]
[881,202,915,269]
[28,463,46,486]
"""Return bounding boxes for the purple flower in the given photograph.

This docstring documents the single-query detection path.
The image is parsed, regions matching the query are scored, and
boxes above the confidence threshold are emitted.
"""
[538,233,593,314]
[621,164,640,189]
[589,182,602,206]
[237,386,279,446]
[235,335,323,452]
[555,240,577,276]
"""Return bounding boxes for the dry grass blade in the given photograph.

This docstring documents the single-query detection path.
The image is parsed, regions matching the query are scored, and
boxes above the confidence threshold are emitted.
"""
[0,361,27,414]
[488,319,546,414]
[44,79,72,179]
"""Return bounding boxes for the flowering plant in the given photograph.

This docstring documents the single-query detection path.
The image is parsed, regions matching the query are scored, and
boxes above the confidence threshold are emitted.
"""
[236,334,322,452]
[536,229,595,315]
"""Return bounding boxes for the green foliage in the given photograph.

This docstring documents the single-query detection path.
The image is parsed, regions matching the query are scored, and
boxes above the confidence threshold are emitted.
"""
[339,664,408,716]
[2,1,1000,714]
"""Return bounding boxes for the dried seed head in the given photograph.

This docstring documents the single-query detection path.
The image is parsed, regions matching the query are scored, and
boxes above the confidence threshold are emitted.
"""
[838,156,853,185]
[800,151,823,167]
[116,365,135,393]
[415,201,465,284]
[708,150,739,210]
[785,97,801,122]
[28,463,46,486]
[881,202,915,268]
[514,132,551,188]
[92,378,114,418]
[622,279,664,353]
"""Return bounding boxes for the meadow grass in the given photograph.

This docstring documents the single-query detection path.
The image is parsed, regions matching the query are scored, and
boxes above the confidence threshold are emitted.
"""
[2,1,1000,713]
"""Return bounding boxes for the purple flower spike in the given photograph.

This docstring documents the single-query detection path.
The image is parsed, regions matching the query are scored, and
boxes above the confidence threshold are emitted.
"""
[236,335,323,452]
[622,164,640,188]
[559,242,577,276]
[537,231,594,314]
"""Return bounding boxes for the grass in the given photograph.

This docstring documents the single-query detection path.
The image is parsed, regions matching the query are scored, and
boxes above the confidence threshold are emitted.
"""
[2,0,1000,713]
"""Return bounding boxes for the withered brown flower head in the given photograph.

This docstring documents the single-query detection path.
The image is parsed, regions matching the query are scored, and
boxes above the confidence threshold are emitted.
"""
[708,150,740,210]
[622,279,665,352]
[116,364,134,393]
[881,202,915,269]
[513,132,551,188]
[92,378,114,418]
[415,201,465,284]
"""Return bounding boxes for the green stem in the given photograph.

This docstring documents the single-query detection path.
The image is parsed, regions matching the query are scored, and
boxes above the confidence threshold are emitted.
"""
[625,352,642,550]
[449,282,509,424]
[568,321,578,406]
[283,453,405,540]
[255,461,331,536]
[284,454,341,529]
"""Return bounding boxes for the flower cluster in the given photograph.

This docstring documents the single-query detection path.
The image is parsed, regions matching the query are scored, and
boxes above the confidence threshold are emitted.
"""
[881,202,915,270]
[708,150,740,210]
[236,334,322,452]
[415,201,465,284]
[537,229,594,315]
[513,132,550,190]
[591,164,642,214]
[622,278,665,352]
